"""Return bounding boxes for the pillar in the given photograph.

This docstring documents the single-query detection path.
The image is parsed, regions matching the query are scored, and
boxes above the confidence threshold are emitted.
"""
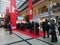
[48,0,51,20]
[5,7,9,18]
[17,9,20,16]
[10,0,16,29]
[28,0,33,22]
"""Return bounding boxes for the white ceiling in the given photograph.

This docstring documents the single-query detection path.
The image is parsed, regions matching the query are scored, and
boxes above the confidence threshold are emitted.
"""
[5,0,26,8]
[16,0,26,8]
[0,0,26,14]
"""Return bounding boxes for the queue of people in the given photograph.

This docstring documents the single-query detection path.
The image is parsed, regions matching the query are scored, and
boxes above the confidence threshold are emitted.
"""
[16,21,39,36]
[42,19,58,42]
[16,19,59,42]
[4,18,60,42]
[28,21,39,36]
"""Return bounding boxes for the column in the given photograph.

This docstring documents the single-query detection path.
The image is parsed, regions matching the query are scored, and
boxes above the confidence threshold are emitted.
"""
[6,7,9,15]
[10,0,16,29]
[5,7,9,18]
[48,0,51,20]
[28,0,33,22]
[17,9,20,16]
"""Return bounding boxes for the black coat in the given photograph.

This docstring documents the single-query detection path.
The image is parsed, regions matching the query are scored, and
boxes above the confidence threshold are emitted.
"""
[42,22,50,31]
[58,26,60,30]
[42,22,46,31]
[35,22,39,30]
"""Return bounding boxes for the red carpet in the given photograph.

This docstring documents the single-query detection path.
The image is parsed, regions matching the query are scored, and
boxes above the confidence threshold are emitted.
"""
[13,29,47,38]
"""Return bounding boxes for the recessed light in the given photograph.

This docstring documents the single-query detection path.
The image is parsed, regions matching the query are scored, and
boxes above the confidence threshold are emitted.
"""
[16,3,18,4]
[17,1,19,3]
[2,0,5,2]
[6,1,9,3]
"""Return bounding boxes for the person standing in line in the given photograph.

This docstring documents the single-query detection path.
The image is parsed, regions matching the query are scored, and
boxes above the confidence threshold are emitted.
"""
[42,21,46,38]
[50,19,57,42]
[42,19,50,38]
[35,22,39,36]
[31,21,34,34]
[45,19,50,38]
[28,22,32,33]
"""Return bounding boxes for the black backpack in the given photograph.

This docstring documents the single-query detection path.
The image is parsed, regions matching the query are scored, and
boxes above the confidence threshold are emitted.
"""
[44,22,50,28]
[50,23,55,29]
[58,26,60,30]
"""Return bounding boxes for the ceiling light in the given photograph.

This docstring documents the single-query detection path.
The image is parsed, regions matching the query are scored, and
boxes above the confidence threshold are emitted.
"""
[6,1,9,3]
[2,0,5,2]
[54,3,56,5]
[16,3,18,4]
[17,1,19,3]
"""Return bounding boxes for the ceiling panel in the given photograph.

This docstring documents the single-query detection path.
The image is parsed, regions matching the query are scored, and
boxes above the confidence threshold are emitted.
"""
[16,0,26,8]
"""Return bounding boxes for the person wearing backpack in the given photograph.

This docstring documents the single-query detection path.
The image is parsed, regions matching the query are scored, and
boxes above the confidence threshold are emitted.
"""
[42,19,50,38]
[50,19,57,42]
[35,22,39,36]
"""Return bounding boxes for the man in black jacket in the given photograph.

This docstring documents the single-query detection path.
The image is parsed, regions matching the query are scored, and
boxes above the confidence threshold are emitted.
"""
[42,19,50,38]
[50,19,57,42]
[29,21,34,34]
[35,22,39,36]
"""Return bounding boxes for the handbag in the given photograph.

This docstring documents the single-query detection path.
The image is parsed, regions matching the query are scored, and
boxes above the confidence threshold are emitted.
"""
[58,26,60,30]
[49,30,53,35]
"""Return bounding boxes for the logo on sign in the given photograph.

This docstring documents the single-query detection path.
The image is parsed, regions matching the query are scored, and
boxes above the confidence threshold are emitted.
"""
[12,7,15,13]
[30,10,32,15]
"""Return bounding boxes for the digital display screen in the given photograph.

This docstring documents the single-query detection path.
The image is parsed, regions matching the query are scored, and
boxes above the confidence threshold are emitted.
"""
[18,16,24,20]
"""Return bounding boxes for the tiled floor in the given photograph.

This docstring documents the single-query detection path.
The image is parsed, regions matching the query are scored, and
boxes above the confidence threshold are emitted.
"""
[0,28,60,45]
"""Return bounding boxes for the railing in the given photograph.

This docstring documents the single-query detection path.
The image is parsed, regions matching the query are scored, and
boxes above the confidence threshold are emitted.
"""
[33,12,54,19]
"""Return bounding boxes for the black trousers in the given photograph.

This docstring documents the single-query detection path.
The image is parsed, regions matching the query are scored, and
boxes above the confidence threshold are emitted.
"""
[35,28,39,35]
[9,28,12,35]
[51,30,57,42]
[43,30,49,38]
[58,30,60,34]
[51,34,57,42]
[29,28,34,34]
